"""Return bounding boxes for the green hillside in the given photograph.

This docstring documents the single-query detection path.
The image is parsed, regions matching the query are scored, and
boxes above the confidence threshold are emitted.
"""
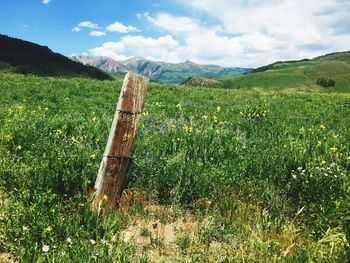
[0,35,113,80]
[218,51,350,92]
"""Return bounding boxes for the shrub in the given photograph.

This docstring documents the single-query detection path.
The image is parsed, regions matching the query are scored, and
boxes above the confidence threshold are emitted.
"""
[316,78,335,87]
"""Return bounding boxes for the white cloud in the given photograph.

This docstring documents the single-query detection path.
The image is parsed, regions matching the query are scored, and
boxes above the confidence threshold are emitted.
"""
[90,31,106,37]
[78,21,99,29]
[173,0,350,66]
[88,1,350,67]
[72,27,81,32]
[73,21,99,34]
[42,0,50,4]
[106,22,139,33]
[145,13,199,33]
[90,35,181,62]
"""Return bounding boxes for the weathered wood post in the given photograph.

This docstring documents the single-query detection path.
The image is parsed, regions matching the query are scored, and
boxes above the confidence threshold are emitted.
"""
[92,72,149,209]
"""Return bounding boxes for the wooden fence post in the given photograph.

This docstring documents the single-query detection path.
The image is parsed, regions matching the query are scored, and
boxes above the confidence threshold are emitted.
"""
[92,72,149,209]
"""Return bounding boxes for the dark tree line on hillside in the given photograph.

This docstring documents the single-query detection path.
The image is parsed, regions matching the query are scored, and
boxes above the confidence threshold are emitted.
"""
[0,34,113,80]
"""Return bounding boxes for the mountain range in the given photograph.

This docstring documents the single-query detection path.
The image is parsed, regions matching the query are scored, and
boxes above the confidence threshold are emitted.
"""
[71,55,253,84]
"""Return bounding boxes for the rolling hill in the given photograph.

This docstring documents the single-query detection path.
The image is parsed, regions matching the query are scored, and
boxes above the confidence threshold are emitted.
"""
[0,35,113,80]
[217,51,350,92]
[71,55,253,84]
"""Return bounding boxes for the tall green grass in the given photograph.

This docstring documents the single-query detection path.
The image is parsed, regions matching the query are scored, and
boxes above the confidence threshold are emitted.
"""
[0,72,349,261]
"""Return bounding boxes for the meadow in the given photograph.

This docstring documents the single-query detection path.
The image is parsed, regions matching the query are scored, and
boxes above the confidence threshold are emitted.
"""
[0,72,349,262]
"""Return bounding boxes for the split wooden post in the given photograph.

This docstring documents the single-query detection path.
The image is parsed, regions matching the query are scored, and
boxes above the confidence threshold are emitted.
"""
[92,72,149,209]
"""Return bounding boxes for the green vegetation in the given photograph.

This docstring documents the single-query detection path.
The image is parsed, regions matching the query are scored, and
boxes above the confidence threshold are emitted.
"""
[218,51,350,92]
[0,72,350,262]
[0,34,113,81]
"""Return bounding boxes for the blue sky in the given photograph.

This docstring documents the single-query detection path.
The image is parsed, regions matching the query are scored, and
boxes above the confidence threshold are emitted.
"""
[1,0,349,67]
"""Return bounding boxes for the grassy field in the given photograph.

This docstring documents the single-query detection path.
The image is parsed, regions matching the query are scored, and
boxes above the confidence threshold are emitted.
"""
[218,51,350,93]
[0,72,350,262]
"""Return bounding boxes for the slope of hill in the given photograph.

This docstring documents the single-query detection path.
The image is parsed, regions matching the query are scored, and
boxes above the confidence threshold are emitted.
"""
[218,51,350,92]
[180,76,222,87]
[0,35,113,80]
[71,55,253,84]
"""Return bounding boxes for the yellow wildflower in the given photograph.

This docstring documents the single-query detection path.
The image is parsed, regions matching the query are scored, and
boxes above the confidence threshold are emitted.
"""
[330,147,338,153]
[347,156,350,161]
[55,129,63,138]
[44,107,49,112]
[239,112,244,116]
[103,195,108,202]
[317,141,322,146]
[188,127,193,133]
[202,115,208,120]
[320,160,326,165]
[171,124,176,129]
[142,111,149,117]
[16,105,24,111]
[16,145,22,150]
[4,134,12,142]
[70,136,77,143]
[90,153,96,160]
[320,124,326,130]
[91,117,97,123]
[45,226,53,232]
[216,106,221,113]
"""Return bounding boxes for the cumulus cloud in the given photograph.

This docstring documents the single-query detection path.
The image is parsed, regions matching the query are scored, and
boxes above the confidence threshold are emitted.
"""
[89,1,350,67]
[106,22,139,33]
[90,31,106,37]
[90,35,181,62]
[42,0,50,4]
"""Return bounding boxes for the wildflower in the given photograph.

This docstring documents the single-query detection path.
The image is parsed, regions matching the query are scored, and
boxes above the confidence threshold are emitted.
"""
[188,127,193,133]
[55,129,63,138]
[320,160,326,165]
[205,198,212,207]
[91,117,97,123]
[90,153,96,160]
[66,237,73,244]
[346,156,350,161]
[16,145,22,151]
[317,141,322,146]
[142,111,149,117]
[171,124,176,129]
[141,124,145,129]
[42,245,50,253]
[239,112,244,116]
[44,107,49,112]
[330,147,337,153]
[70,136,77,143]
[45,226,53,232]
[90,239,96,245]
[16,105,24,111]
[103,195,108,202]
[4,134,13,142]
[216,106,221,113]
[202,115,208,120]
[22,226,29,231]
[320,124,326,130]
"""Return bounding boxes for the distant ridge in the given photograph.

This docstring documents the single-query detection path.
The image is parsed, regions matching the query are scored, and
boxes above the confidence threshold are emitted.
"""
[0,35,113,80]
[71,55,253,84]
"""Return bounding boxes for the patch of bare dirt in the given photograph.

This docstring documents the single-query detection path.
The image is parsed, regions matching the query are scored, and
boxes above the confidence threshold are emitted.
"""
[0,253,18,263]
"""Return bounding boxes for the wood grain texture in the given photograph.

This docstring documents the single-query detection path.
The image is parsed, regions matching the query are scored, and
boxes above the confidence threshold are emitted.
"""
[93,72,149,209]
